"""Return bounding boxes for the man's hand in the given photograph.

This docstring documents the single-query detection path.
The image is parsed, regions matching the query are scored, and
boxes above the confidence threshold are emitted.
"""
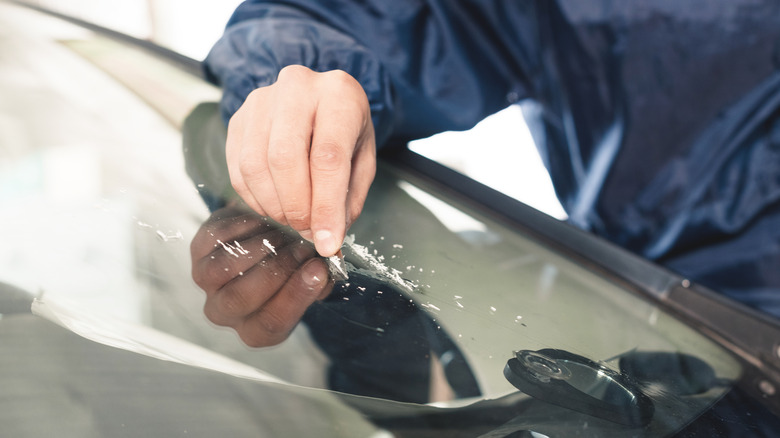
[191,205,333,347]
[227,65,376,257]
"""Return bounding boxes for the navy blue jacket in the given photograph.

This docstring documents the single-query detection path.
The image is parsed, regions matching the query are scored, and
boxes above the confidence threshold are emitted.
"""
[204,0,780,318]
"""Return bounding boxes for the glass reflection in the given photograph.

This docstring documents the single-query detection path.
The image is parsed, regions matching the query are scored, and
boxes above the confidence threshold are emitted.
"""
[189,203,332,347]
[182,102,742,434]
[190,203,481,404]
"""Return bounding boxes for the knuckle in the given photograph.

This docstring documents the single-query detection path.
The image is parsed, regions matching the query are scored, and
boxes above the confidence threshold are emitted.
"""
[245,85,273,109]
[191,263,207,288]
[311,203,340,223]
[203,257,231,280]
[216,288,251,320]
[192,258,229,290]
[257,311,292,339]
[277,64,311,83]
[238,88,270,118]
[268,210,287,226]
[283,210,310,230]
[323,70,369,110]
[323,69,357,88]
[247,85,268,100]
[237,155,262,177]
[239,329,282,348]
[190,233,208,262]
[310,141,348,173]
[267,141,300,172]
[238,332,266,348]
[238,314,291,347]
[203,301,231,327]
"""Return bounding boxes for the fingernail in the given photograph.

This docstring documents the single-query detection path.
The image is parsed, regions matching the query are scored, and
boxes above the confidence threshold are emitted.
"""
[302,259,326,289]
[314,229,339,256]
[299,229,313,242]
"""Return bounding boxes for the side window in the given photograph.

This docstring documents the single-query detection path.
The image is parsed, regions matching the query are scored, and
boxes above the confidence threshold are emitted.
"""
[408,104,567,219]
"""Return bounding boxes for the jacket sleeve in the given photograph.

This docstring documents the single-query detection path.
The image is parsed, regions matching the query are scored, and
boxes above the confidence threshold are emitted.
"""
[203,0,535,147]
[203,3,395,145]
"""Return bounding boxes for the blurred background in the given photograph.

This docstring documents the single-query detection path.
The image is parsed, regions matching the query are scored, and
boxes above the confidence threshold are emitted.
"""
[14,0,243,59]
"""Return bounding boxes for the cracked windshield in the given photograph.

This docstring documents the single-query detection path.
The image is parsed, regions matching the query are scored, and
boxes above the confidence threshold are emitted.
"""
[3,1,776,437]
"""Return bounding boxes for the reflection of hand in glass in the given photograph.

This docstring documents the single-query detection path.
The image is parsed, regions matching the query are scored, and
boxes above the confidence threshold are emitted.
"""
[190,204,333,347]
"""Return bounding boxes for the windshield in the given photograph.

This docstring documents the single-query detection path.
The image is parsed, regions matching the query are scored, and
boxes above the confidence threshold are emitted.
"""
[0,3,748,437]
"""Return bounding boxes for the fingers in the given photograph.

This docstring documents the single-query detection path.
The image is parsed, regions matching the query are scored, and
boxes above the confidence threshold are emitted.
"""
[226,93,273,217]
[228,66,316,228]
[204,243,331,347]
[265,67,315,231]
[238,258,330,347]
[190,206,274,261]
[201,239,310,325]
[191,205,333,347]
[224,66,376,256]
[346,122,377,229]
[192,227,290,293]
[309,70,375,256]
